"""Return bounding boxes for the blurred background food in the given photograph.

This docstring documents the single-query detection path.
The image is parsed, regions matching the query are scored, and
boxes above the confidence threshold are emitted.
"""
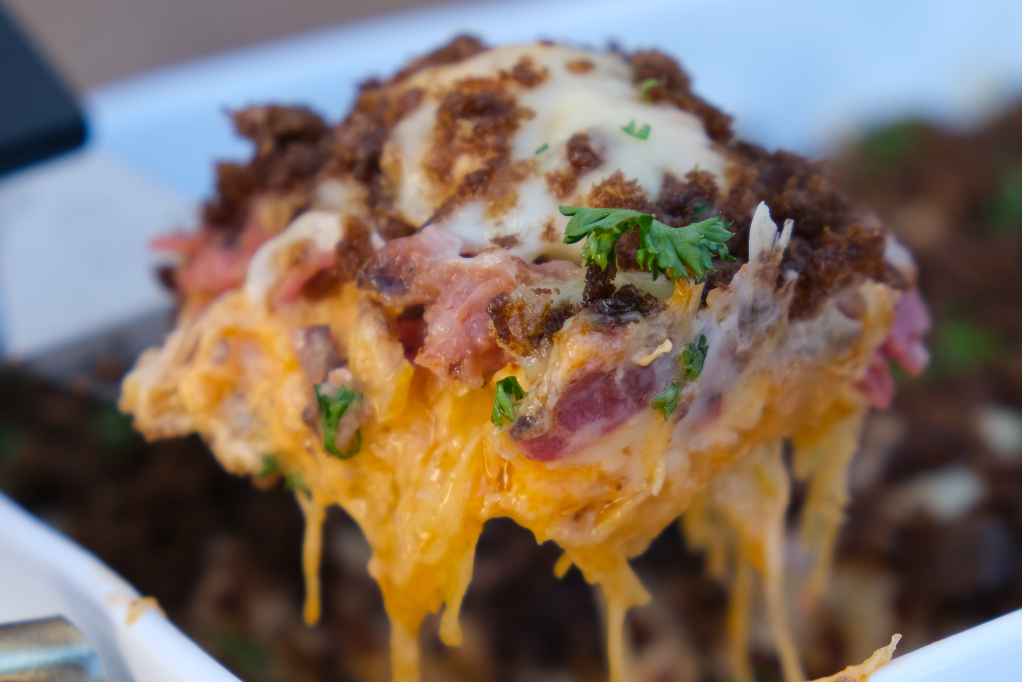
[3,1,1022,681]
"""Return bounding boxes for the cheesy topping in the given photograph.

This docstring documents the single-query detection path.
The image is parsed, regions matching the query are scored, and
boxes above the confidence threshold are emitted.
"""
[384,44,728,264]
[123,41,923,682]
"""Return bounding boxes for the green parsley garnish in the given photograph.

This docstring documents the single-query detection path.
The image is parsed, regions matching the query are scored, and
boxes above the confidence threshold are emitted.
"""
[560,206,733,280]
[650,335,710,420]
[650,381,680,421]
[257,454,279,478]
[535,143,549,155]
[639,78,659,102]
[491,376,526,427]
[284,473,311,498]
[314,384,362,459]
[621,120,651,140]
[682,334,709,380]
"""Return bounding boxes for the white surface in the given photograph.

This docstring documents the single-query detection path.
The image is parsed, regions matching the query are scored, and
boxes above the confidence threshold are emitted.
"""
[0,148,190,358]
[2,0,1022,357]
[872,607,1022,682]
[0,492,240,682]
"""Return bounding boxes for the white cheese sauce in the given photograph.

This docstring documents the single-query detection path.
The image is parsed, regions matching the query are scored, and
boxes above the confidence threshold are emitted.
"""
[386,44,730,264]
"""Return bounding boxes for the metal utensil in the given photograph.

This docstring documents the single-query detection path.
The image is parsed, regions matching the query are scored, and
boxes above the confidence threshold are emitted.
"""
[0,616,109,682]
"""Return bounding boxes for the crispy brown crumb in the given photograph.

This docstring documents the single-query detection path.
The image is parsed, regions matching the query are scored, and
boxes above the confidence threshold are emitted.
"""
[593,284,662,317]
[491,234,522,249]
[630,50,734,144]
[582,262,618,307]
[487,293,578,357]
[719,145,891,317]
[194,41,894,325]
[541,219,560,243]
[566,59,595,74]
[202,106,331,232]
[655,170,720,226]
[510,57,547,88]
[392,35,488,83]
[546,134,604,199]
[156,264,177,293]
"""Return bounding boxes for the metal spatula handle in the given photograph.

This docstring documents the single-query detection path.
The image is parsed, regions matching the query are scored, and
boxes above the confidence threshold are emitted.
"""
[0,615,109,681]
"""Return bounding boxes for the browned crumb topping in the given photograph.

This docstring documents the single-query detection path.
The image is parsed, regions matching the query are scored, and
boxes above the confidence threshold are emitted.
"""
[718,146,893,317]
[592,284,662,317]
[391,35,488,83]
[546,133,604,198]
[566,59,595,74]
[488,293,578,357]
[203,106,333,232]
[630,50,734,145]
[193,37,894,320]
[427,158,533,227]
[510,57,548,88]
[580,260,663,318]
[541,219,559,243]
[490,234,522,249]
[582,260,619,307]
[426,79,532,184]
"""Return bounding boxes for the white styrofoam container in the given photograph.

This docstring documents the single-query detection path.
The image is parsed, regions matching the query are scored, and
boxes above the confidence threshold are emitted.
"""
[1,0,1022,679]
[0,492,239,682]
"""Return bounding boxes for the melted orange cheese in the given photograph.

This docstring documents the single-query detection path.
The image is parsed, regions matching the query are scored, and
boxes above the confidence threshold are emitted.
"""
[120,42,911,682]
[122,267,899,682]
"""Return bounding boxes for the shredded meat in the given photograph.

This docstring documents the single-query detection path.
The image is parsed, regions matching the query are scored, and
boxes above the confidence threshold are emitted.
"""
[300,217,375,300]
[289,325,343,383]
[511,358,669,462]
[359,227,574,387]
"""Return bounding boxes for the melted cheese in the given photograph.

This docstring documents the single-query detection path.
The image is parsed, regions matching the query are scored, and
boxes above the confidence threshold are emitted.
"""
[122,212,899,682]
[386,44,728,263]
[120,44,908,682]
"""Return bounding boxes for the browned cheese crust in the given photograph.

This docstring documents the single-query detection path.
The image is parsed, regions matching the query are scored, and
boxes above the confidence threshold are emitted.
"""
[169,36,899,321]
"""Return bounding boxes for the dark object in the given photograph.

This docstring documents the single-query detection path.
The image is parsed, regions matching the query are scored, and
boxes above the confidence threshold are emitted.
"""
[0,616,109,681]
[0,3,85,177]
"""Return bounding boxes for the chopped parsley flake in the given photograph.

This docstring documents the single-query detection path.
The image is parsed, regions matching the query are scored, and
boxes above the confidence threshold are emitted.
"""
[257,454,279,478]
[314,384,362,459]
[682,335,709,380]
[649,335,710,420]
[621,120,651,140]
[560,206,733,280]
[639,78,659,102]
[650,381,680,421]
[491,376,526,427]
[284,473,311,498]
[535,142,549,154]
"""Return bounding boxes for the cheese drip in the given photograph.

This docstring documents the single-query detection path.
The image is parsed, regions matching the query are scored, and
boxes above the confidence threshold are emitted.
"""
[121,41,915,682]
[122,208,900,682]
